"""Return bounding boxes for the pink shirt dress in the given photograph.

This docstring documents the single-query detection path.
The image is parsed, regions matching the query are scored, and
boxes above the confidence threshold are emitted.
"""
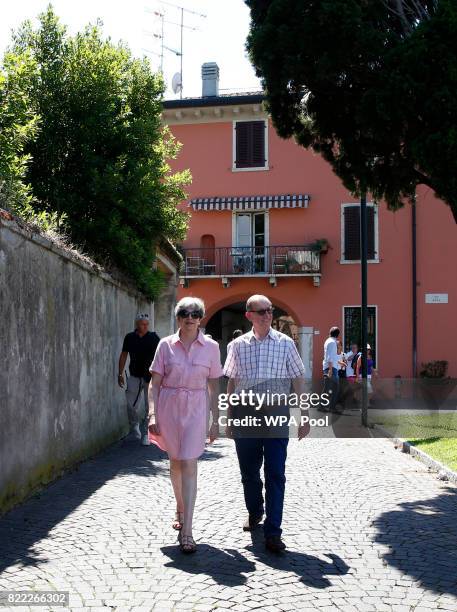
[148,330,223,460]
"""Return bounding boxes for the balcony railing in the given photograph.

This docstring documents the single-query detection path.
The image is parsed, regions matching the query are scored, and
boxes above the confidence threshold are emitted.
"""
[180,245,321,277]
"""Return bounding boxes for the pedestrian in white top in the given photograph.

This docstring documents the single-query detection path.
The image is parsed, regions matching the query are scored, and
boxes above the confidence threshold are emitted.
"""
[320,326,340,412]
[322,327,340,374]
[345,342,360,378]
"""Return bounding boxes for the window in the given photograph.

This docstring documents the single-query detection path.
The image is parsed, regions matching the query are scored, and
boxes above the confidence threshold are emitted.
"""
[343,306,377,366]
[341,203,378,262]
[232,212,268,273]
[233,120,268,170]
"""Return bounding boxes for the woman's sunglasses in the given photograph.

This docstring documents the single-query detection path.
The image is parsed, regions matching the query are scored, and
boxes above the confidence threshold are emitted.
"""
[177,309,202,319]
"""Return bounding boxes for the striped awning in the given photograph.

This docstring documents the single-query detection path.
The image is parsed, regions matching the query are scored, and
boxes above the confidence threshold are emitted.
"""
[189,193,310,211]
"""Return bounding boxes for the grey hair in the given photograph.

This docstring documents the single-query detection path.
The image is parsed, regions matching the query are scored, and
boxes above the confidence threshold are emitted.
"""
[246,294,272,311]
[174,296,205,317]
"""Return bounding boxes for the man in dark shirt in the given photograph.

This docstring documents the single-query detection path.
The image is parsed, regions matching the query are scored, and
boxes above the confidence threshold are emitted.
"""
[118,313,160,445]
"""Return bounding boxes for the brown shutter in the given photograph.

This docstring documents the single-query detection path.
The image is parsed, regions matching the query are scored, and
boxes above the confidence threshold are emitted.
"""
[235,122,250,168]
[344,206,360,260]
[235,121,265,168]
[251,121,265,167]
[344,205,376,260]
[367,206,375,259]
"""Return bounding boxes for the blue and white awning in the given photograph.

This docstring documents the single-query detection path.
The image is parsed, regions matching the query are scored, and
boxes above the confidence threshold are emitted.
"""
[189,193,310,211]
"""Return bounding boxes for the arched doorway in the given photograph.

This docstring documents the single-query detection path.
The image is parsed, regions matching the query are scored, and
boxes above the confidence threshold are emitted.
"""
[205,302,299,362]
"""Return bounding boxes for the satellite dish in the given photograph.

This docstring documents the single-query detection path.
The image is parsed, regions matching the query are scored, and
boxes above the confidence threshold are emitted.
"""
[172,72,182,94]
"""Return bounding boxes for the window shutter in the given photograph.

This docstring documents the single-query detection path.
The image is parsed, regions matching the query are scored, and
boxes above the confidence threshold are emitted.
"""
[344,206,360,260]
[344,205,376,260]
[235,121,266,168]
[251,121,265,167]
[235,122,250,168]
[367,206,375,259]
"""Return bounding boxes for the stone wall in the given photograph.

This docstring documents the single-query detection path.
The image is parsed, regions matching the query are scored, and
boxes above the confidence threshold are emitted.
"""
[0,214,166,514]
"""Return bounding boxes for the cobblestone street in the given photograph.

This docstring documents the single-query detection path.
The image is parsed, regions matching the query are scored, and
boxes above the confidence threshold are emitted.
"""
[1,437,457,611]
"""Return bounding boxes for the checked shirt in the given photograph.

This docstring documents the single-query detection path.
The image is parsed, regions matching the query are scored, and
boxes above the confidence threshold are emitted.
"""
[223,328,305,396]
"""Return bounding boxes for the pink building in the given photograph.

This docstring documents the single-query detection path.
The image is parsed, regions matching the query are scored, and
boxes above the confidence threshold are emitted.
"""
[162,63,456,380]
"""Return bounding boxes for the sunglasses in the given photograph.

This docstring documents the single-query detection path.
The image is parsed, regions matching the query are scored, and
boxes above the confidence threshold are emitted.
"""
[247,307,274,316]
[177,309,202,319]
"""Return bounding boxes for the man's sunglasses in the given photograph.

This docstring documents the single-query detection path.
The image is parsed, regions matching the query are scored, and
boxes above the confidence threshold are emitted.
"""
[247,307,274,316]
[177,309,202,319]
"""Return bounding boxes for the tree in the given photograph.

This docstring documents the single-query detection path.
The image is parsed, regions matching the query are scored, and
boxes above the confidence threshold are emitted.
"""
[8,6,190,298]
[0,51,39,217]
[245,0,457,222]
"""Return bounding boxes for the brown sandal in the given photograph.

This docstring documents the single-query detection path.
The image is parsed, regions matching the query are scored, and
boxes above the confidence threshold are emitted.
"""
[178,533,197,554]
[172,511,183,531]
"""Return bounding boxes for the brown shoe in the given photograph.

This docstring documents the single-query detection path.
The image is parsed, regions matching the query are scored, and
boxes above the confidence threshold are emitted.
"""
[243,514,263,531]
[265,535,286,553]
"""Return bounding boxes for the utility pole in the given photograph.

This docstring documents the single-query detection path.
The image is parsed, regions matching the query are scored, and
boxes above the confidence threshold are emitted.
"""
[412,193,417,378]
[360,192,368,427]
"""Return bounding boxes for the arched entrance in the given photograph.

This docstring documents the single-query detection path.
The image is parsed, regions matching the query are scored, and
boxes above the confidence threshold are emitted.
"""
[205,302,300,362]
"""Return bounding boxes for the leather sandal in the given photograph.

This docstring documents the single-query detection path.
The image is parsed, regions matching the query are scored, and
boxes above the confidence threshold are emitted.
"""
[172,511,183,531]
[178,532,197,554]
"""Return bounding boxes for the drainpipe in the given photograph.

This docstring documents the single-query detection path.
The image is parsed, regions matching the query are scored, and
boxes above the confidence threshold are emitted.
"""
[360,192,368,427]
[412,193,417,378]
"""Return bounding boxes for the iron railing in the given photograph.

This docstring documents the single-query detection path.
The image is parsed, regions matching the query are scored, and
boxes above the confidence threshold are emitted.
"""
[180,245,321,277]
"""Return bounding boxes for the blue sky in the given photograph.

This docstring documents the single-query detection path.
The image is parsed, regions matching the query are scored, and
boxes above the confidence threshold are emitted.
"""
[0,0,261,98]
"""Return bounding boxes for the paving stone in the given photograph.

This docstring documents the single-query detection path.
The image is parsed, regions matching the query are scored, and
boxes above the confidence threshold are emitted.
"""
[0,439,456,611]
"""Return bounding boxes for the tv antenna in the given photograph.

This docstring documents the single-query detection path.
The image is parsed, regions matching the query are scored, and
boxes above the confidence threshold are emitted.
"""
[143,27,182,73]
[145,1,207,98]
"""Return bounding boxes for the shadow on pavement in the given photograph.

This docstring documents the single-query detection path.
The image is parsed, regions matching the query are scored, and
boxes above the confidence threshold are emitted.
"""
[374,485,457,597]
[161,544,256,586]
[200,446,225,461]
[0,438,167,574]
[246,529,349,588]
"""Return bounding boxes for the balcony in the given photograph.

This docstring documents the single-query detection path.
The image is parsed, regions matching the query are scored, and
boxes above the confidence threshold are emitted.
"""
[179,245,322,287]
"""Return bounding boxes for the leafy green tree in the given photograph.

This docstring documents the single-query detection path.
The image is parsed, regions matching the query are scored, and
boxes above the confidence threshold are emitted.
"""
[0,51,39,217]
[9,6,190,298]
[245,0,457,222]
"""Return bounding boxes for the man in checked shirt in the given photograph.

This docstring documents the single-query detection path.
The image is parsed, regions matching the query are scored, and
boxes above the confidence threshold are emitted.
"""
[223,294,310,553]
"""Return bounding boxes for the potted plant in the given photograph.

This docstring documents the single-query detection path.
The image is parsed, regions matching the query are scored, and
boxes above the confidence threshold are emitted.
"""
[310,238,329,253]
[419,360,448,379]
[285,255,301,273]
[418,360,455,411]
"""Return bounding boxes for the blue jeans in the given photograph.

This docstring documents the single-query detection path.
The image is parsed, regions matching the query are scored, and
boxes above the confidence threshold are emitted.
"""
[323,367,339,411]
[234,437,288,537]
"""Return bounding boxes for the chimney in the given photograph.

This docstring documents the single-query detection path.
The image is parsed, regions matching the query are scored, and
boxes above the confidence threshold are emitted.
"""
[202,62,219,97]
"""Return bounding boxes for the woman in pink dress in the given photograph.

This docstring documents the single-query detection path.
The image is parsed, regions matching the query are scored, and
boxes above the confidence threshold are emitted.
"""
[147,297,222,553]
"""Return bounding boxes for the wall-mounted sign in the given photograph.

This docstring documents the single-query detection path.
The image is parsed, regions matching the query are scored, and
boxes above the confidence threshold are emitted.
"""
[425,293,448,304]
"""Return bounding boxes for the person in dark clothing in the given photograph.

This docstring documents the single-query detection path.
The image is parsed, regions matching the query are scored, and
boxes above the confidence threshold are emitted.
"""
[118,313,160,445]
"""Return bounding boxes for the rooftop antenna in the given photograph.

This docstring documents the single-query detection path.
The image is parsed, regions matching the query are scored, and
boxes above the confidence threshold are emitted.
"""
[144,8,193,72]
[148,1,207,98]
[143,29,182,70]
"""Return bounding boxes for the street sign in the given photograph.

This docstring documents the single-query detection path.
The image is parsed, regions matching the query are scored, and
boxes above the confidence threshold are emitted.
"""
[425,293,448,304]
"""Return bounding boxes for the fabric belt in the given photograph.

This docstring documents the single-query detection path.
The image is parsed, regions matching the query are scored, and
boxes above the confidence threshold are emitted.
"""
[161,386,206,391]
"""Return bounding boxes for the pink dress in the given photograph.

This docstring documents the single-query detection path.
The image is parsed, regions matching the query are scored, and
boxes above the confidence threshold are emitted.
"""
[148,330,223,459]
